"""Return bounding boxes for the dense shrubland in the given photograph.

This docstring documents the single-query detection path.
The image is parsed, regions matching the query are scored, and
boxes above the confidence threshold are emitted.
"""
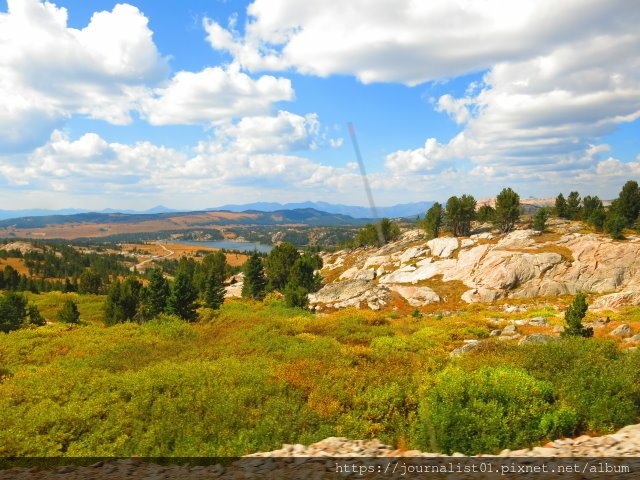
[0,294,639,456]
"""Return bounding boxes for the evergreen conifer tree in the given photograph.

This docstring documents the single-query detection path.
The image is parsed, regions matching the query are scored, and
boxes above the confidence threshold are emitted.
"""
[494,187,520,233]
[242,251,266,301]
[204,268,225,310]
[561,293,593,338]
[57,299,80,324]
[423,202,443,239]
[166,270,199,322]
[146,268,169,317]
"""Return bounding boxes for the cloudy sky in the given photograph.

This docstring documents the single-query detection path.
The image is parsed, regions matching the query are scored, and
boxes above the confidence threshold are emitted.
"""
[0,0,639,210]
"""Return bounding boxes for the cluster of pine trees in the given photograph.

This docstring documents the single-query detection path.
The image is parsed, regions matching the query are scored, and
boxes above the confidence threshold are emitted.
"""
[0,291,45,333]
[103,251,230,324]
[420,188,521,239]
[241,243,323,308]
[420,181,640,240]
[554,180,640,238]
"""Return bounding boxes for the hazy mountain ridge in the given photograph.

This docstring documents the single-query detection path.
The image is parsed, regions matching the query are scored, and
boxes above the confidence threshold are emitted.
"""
[0,208,365,240]
[210,201,436,218]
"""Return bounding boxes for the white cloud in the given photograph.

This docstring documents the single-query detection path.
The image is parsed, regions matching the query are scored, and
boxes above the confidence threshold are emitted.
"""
[0,0,169,151]
[141,67,294,126]
[0,130,353,199]
[195,110,341,154]
[205,0,639,85]
[385,138,454,174]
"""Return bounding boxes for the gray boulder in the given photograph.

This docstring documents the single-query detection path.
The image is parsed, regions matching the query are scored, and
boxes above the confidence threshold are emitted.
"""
[450,341,481,357]
[610,323,633,337]
[518,334,558,345]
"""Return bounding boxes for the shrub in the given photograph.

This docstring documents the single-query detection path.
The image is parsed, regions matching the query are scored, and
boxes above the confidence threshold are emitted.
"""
[417,366,559,455]
[57,299,80,324]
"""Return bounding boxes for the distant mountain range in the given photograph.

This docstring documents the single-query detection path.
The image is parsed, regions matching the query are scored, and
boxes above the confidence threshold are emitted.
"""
[210,201,435,219]
[0,208,365,240]
[0,206,178,222]
[0,201,434,222]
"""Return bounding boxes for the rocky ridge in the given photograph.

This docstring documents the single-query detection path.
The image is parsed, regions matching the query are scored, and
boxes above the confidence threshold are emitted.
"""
[309,222,640,312]
[1,425,639,479]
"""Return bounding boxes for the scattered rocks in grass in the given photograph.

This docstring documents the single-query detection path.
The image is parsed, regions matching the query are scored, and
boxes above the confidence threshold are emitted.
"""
[501,324,517,335]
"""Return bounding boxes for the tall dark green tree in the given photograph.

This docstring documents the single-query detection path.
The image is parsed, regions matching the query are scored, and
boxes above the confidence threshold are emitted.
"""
[203,268,225,310]
[494,187,520,233]
[103,276,142,326]
[57,299,80,324]
[78,269,102,294]
[379,218,400,243]
[476,205,496,223]
[166,270,199,322]
[532,207,551,232]
[423,202,443,239]
[561,293,593,338]
[356,218,400,246]
[604,211,627,239]
[0,292,28,333]
[146,268,170,318]
[555,193,568,219]
[566,191,581,220]
[264,242,300,291]
[242,251,267,301]
[613,180,640,226]
[582,195,603,223]
[445,195,476,237]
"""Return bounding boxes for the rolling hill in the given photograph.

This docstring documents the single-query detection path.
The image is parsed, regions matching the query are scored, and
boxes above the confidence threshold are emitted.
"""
[0,208,364,240]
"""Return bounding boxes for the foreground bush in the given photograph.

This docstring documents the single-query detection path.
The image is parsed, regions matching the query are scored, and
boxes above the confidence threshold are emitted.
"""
[416,366,575,455]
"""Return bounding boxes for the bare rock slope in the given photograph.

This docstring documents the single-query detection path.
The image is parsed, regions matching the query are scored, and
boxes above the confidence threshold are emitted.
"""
[312,224,640,311]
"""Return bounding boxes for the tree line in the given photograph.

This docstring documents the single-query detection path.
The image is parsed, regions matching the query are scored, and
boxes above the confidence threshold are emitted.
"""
[419,181,640,240]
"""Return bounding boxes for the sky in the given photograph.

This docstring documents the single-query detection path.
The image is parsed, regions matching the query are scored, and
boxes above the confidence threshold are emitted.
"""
[0,0,639,211]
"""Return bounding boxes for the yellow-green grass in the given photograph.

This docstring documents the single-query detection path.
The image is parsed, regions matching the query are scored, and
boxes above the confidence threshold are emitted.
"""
[0,293,639,457]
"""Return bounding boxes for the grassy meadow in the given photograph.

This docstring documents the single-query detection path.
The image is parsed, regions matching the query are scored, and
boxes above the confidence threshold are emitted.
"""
[1,292,640,456]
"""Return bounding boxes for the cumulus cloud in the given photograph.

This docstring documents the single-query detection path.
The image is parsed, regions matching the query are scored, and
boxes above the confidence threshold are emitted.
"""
[207,0,640,198]
[204,0,638,85]
[141,67,294,126]
[385,138,454,174]
[0,130,353,199]
[195,110,342,154]
[0,0,169,151]
[0,0,297,151]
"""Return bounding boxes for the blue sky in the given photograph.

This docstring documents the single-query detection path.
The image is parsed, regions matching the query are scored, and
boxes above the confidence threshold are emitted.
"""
[0,0,638,210]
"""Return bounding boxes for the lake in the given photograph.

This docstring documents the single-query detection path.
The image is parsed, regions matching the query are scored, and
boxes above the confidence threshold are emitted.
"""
[171,240,274,253]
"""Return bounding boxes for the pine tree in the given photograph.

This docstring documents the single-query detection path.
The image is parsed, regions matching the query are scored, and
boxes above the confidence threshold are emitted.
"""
[445,195,476,236]
[555,193,568,219]
[566,191,581,220]
[57,299,80,324]
[166,270,199,322]
[561,293,593,338]
[604,211,626,239]
[423,202,443,239]
[582,195,603,224]
[532,207,550,232]
[476,205,496,223]
[27,305,46,326]
[146,268,169,317]
[494,187,520,233]
[0,292,28,333]
[264,242,299,291]
[204,268,225,310]
[242,251,266,301]
[614,180,640,227]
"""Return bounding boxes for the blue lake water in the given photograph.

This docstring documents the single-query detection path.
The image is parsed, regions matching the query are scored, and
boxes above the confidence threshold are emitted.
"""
[171,240,274,253]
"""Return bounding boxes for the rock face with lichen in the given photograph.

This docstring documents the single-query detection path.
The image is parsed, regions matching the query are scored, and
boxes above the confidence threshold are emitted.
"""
[311,225,640,311]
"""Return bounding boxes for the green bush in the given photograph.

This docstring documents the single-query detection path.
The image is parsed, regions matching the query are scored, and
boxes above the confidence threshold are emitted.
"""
[417,366,561,455]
